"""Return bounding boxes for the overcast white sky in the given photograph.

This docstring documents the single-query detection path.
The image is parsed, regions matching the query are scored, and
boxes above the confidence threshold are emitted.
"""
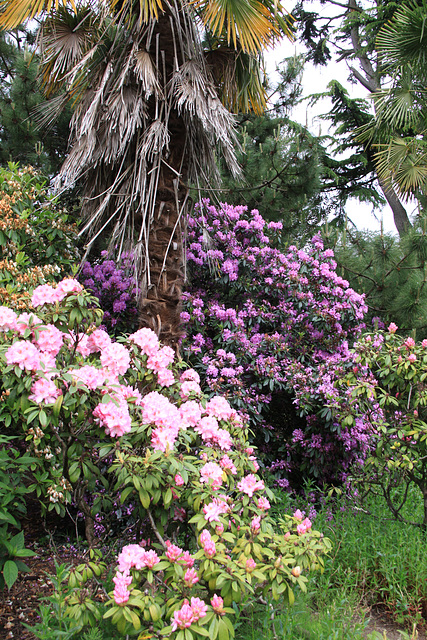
[263,20,405,235]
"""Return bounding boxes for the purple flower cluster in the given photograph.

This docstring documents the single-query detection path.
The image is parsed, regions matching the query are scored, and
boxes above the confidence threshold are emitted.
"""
[79,251,138,336]
[182,200,371,487]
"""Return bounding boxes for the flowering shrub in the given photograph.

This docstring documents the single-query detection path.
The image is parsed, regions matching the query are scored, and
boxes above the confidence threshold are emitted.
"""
[0,279,330,632]
[79,251,138,336]
[344,324,427,527]
[181,200,370,486]
[0,162,79,311]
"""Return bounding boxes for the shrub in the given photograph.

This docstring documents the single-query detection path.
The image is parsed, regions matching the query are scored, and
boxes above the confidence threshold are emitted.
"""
[0,280,330,636]
[181,200,370,487]
[0,162,79,311]
[345,324,427,528]
[79,252,138,336]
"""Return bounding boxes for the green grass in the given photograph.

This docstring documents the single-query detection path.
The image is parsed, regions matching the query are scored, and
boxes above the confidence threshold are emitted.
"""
[234,485,427,640]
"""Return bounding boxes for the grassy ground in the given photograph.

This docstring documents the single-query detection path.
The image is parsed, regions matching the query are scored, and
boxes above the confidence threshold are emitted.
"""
[233,484,427,640]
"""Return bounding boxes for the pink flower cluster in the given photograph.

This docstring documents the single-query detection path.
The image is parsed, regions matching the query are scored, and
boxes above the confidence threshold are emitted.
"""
[31,279,83,307]
[171,598,207,631]
[117,544,160,572]
[237,474,265,497]
[93,399,132,437]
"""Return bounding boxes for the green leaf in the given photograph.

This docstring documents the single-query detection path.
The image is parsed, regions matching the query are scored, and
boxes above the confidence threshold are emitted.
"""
[3,560,18,590]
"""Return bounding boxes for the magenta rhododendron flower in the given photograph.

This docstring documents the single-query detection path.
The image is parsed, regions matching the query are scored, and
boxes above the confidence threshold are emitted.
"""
[388,322,398,333]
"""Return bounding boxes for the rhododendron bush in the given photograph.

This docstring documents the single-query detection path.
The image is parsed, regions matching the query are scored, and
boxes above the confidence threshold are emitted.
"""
[181,200,371,487]
[344,325,427,528]
[0,281,330,636]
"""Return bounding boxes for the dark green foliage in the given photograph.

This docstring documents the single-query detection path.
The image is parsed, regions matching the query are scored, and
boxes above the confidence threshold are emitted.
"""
[0,29,70,174]
[323,222,427,337]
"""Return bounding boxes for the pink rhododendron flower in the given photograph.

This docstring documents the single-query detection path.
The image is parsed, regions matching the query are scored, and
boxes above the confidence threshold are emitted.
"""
[157,368,175,387]
[404,337,416,349]
[246,558,256,572]
[29,378,61,404]
[388,322,398,333]
[113,570,132,605]
[166,541,183,562]
[180,369,200,384]
[205,395,235,420]
[237,474,265,497]
[68,365,106,390]
[203,539,216,558]
[179,400,202,427]
[257,497,271,511]
[199,461,223,488]
[293,509,303,520]
[175,474,185,486]
[190,597,207,621]
[93,399,131,437]
[141,391,180,428]
[251,516,261,534]
[86,328,111,353]
[171,602,194,631]
[151,426,178,452]
[408,353,417,363]
[202,498,228,522]
[423,339,427,348]
[100,342,130,376]
[219,454,237,474]
[297,518,312,535]
[34,324,64,356]
[181,551,195,568]
[291,566,301,577]
[6,340,40,371]
[143,549,160,568]
[55,278,83,298]
[216,523,224,535]
[117,544,147,572]
[200,529,212,546]
[147,345,175,372]
[128,327,159,356]
[184,568,199,586]
[31,284,58,307]
[211,594,224,614]
[180,380,202,400]
[0,307,17,331]
[249,455,259,471]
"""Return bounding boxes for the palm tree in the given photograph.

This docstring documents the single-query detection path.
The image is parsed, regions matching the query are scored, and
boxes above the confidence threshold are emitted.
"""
[356,1,427,210]
[0,0,292,345]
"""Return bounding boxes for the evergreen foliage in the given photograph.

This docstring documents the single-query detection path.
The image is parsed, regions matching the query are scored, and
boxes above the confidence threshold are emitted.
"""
[323,222,427,338]
[0,30,70,174]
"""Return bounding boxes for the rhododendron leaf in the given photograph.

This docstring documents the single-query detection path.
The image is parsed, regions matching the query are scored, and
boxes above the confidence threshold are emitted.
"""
[139,489,150,509]
[287,585,295,604]
[52,394,63,419]
[218,619,230,640]
[195,627,210,637]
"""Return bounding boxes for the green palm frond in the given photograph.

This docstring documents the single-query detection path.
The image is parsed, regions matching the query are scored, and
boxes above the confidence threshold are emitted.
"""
[377,1,427,73]
[375,137,427,198]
